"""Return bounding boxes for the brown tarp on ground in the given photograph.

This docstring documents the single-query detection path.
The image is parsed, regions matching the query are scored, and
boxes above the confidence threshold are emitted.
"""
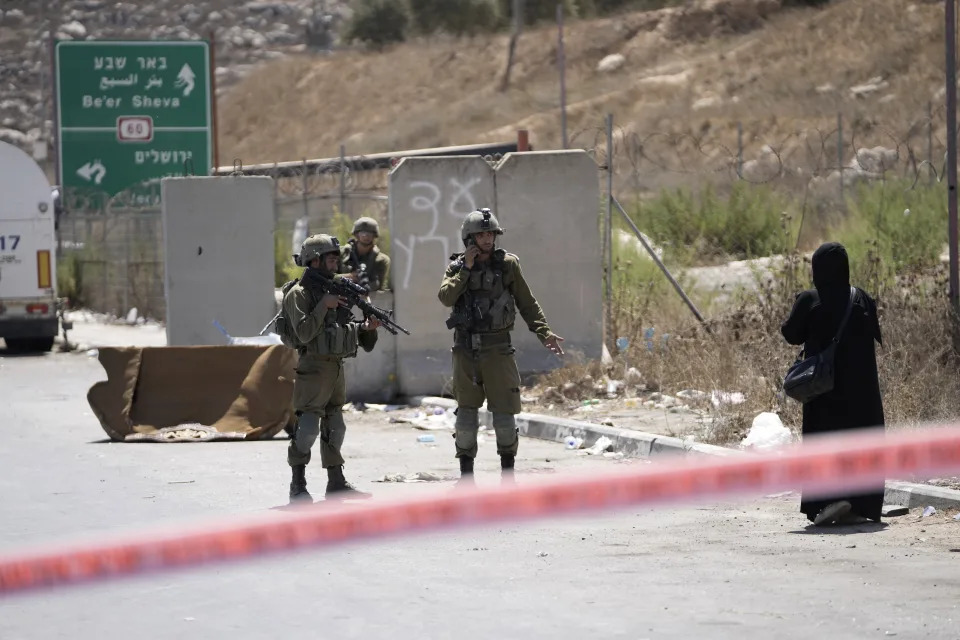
[87,345,297,442]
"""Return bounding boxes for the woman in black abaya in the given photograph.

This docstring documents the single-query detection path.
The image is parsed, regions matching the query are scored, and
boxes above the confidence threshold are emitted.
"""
[781,242,885,525]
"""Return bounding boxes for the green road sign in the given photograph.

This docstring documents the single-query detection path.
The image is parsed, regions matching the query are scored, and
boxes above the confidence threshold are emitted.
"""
[56,40,212,199]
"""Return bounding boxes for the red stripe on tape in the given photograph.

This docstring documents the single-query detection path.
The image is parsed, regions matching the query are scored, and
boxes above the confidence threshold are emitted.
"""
[2,425,960,596]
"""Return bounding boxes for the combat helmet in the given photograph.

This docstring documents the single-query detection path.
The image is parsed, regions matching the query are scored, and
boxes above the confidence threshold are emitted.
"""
[295,234,341,267]
[352,216,380,237]
[460,208,504,246]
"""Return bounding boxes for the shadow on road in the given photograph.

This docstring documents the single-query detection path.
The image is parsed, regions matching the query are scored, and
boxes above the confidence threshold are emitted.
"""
[0,348,53,359]
[790,522,889,535]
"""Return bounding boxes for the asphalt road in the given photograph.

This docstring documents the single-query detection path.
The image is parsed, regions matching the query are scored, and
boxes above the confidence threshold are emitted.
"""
[1,345,959,639]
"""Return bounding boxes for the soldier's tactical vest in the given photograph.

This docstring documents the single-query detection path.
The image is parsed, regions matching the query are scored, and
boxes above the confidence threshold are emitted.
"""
[461,250,517,333]
[344,243,384,291]
[300,288,359,358]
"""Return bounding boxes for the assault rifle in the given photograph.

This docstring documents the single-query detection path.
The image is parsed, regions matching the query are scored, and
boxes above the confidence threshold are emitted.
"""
[302,268,411,336]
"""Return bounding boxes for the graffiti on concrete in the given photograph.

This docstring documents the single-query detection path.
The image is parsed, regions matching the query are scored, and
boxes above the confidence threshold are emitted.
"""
[393,177,482,290]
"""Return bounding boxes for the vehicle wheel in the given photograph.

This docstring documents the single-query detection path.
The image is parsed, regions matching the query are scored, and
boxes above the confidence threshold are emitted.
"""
[3,337,54,353]
[30,337,55,352]
[3,338,30,352]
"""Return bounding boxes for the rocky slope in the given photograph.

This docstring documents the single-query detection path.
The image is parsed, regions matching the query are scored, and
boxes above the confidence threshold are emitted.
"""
[0,0,349,156]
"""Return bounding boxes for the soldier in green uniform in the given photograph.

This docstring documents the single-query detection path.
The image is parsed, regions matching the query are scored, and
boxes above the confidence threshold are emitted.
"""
[438,208,564,483]
[284,234,380,502]
[341,216,391,291]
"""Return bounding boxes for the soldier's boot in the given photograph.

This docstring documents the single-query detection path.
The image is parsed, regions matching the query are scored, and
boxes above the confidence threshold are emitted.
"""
[325,465,372,500]
[289,464,312,502]
[493,412,519,485]
[454,407,480,488]
[500,454,516,485]
[457,456,475,487]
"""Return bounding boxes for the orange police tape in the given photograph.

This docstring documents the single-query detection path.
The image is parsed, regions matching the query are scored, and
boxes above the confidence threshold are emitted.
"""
[2,424,960,596]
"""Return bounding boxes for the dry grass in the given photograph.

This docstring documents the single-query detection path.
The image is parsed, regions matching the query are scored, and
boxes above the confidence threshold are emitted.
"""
[220,0,948,178]
[534,256,960,446]
[216,0,960,442]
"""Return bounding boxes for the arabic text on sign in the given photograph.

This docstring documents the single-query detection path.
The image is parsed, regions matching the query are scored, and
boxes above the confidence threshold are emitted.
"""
[100,74,138,91]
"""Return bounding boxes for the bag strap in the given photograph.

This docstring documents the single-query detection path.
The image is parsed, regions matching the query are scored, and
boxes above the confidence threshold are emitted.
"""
[831,286,856,345]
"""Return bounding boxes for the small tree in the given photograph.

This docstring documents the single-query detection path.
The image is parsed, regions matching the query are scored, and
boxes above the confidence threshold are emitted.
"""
[344,0,409,49]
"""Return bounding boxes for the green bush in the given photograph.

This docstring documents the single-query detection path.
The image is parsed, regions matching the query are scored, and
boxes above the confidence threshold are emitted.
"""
[629,183,793,264]
[344,0,409,48]
[330,207,392,255]
[56,251,86,308]
[274,208,394,288]
[275,232,302,287]
[836,179,946,291]
[408,0,500,35]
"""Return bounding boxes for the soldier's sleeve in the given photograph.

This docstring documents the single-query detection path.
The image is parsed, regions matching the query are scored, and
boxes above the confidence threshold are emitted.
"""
[286,286,328,344]
[508,256,553,343]
[377,253,391,291]
[437,259,469,307]
[357,324,379,352]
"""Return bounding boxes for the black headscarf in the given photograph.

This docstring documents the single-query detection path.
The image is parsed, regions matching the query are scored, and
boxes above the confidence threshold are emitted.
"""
[811,242,850,296]
[808,241,882,345]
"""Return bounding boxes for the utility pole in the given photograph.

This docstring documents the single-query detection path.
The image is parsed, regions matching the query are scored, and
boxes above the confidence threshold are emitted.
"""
[557,3,568,149]
[947,0,959,313]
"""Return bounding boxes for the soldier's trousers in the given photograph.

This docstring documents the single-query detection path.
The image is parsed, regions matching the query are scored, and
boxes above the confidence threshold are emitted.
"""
[451,345,521,459]
[287,355,347,468]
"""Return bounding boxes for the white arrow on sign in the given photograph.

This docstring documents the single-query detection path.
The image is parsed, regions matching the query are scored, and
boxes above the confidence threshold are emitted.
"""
[77,160,107,185]
[174,63,196,97]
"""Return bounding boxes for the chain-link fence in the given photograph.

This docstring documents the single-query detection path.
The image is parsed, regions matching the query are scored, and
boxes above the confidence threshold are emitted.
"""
[58,107,946,320]
[582,103,947,212]
[575,103,949,303]
[56,154,406,319]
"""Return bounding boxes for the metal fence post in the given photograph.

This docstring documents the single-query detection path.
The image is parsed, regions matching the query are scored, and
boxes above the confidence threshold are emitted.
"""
[837,112,845,207]
[737,121,743,178]
[946,0,959,312]
[301,158,309,222]
[100,213,108,314]
[122,213,130,315]
[605,113,614,340]
[339,144,346,215]
[557,3,568,150]
[929,100,935,184]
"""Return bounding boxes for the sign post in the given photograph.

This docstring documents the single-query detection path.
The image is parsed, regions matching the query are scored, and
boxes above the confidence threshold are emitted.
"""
[55,40,212,203]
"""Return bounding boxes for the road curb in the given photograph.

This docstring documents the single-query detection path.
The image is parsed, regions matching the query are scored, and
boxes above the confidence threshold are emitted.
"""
[482,410,743,459]
[472,407,960,510]
[411,397,960,509]
[883,481,960,510]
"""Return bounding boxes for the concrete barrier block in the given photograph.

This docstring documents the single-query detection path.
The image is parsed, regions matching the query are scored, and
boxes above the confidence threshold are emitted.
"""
[389,156,496,397]
[161,176,276,347]
[343,289,398,403]
[494,151,603,374]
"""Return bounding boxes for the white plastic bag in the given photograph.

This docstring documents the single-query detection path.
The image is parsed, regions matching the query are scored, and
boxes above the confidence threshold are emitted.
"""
[741,412,794,451]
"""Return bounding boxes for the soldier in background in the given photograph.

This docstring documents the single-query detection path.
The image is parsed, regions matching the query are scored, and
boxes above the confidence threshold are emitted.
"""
[341,216,391,291]
[438,208,564,484]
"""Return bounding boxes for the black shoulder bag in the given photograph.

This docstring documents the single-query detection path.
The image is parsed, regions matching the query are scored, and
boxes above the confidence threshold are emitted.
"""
[782,286,856,404]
